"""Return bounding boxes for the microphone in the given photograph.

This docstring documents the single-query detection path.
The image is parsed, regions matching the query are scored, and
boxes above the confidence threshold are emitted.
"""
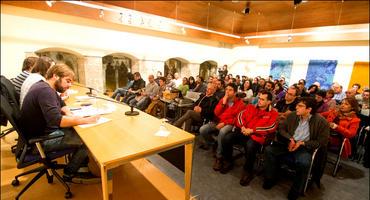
[125,105,139,116]
[72,83,97,95]
[73,83,140,116]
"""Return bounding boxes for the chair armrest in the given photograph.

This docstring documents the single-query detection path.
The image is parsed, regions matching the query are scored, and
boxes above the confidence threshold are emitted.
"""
[29,134,64,144]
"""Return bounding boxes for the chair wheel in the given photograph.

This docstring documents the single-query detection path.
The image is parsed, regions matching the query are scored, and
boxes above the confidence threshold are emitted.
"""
[65,191,73,199]
[47,175,54,183]
[12,179,20,186]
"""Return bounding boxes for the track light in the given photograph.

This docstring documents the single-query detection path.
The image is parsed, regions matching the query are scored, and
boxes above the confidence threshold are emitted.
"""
[294,0,303,5]
[45,0,55,7]
[99,9,104,18]
[287,35,292,42]
[243,8,250,14]
[119,13,123,23]
[242,1,251,15]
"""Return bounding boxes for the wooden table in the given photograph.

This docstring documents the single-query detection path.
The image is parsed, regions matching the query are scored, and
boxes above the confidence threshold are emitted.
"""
[66,87,195,200]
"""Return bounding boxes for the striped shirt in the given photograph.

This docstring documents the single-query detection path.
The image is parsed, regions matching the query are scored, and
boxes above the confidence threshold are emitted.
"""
[11,71,30,95]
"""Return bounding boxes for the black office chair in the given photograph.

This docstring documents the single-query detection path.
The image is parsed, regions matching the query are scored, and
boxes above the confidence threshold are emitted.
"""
[1,95,74,199]
[0,75,19,139]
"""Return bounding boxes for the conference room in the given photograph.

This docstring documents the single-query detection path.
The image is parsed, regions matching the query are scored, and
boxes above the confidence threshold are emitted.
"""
[1,1,369,200]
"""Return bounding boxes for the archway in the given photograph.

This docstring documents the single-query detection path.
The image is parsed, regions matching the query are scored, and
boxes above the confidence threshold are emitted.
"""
[164,57,189,77]
[199,60,218,80]
[35,48,84,83]
[103,53,136,92]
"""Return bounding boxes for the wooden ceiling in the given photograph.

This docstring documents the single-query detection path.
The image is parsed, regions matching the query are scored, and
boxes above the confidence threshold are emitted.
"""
[100,1,369,35]
[1,1,369,46]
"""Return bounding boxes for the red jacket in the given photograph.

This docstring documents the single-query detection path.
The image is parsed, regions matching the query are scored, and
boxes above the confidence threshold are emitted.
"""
[321,109,360,158]
[214,97,245,125]
[235,104,278,145]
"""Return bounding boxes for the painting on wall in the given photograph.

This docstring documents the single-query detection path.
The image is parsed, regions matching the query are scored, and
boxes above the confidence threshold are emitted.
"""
[305,60,337,90]
[164,58,182,77]
[269,60,293,85]
[199,61,218,80]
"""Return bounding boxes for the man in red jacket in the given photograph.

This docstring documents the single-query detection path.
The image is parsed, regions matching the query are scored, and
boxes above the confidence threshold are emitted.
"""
[199,83,245,171]
[221,90,278,186]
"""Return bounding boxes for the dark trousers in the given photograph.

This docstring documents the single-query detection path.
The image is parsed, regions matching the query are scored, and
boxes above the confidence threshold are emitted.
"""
[43,128,88,175]
[173,110,202,132]
[222,130,261,173]
[264,142,312,194]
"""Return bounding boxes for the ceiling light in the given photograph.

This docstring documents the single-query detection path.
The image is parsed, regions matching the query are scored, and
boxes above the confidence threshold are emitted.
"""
[243,8,250,14]
[99,9,104,18]
[294,0,303,5]
[119,13,124,23]
[244,28,368,39]
[63,1,241,39]
[45,0,55,7]
[287,35,292,42]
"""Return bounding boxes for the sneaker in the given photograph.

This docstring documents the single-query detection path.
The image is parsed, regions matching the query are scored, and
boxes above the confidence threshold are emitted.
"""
[262,179,276,190]
[239,171,254,186]
[213,158,223,171]
[287,189,300,200]
[63,172,101,184]
[220,160,233,174]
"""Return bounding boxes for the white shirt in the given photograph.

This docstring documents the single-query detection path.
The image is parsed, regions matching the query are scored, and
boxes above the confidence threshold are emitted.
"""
[20,73,45,108]
[173,78,182,88]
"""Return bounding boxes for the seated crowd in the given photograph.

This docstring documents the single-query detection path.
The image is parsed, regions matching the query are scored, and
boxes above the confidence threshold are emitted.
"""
[5,58,370,200]
[109,64,368,199]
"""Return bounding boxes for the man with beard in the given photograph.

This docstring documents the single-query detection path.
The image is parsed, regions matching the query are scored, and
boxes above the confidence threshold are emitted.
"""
[20,63,100,183]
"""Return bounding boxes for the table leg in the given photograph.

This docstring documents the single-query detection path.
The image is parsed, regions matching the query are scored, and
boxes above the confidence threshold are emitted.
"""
[184,142,194,200]
[101,165,109,200]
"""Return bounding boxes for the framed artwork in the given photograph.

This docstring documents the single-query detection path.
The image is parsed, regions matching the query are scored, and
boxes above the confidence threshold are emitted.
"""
[270,60,293,85]
[305,60,337,89]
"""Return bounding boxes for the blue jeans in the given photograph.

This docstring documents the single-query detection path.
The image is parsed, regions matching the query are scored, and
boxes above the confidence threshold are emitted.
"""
[111,88,128,101]
[199,122,233,158]
[264,142,312,195]
[43,129,88,175]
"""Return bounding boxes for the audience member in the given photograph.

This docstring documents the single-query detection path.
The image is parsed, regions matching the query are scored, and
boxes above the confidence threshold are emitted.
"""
[321,98,360,159]
[199,83,245,171]
[221,90,278,186]
[173,83,218,132]
[315,90,329,113]
[20,57,53,107]
[263,97,329,200]
[11,56,38,95]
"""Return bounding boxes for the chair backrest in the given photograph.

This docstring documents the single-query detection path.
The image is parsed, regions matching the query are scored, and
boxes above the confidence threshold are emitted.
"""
[0,94,28,160]
[1,75,20,123]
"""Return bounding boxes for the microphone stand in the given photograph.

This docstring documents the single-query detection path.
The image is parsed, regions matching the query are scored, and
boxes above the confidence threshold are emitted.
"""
[73,83,140,116]
[86,94,140,116]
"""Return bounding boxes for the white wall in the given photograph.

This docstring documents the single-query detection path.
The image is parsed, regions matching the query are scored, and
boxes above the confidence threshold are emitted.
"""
[1,12,369,90]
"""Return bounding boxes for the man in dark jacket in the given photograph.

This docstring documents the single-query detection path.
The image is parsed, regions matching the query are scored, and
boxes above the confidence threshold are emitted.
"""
[122,72,146,103]
[263,97,329,200]
[173,83,218,132]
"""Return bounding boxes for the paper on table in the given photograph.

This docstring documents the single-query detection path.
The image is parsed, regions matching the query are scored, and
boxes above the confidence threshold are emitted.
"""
[154,125,170,137]
[75,95,94,101]
[71,103,116,117]
[66,89,78,95]
[78,117,111,128]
